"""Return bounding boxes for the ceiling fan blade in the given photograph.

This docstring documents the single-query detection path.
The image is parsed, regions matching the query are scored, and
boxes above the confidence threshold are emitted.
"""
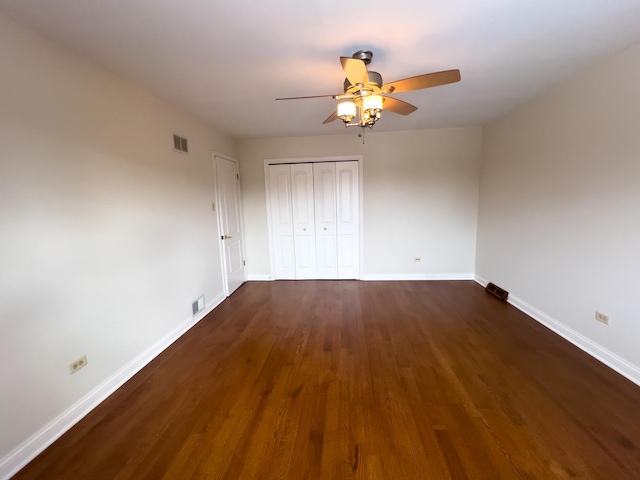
[276,94,340,100]
[382,97,418,115]
[340,57,369,86]
[382,69,461,94]
[323,111,339,124]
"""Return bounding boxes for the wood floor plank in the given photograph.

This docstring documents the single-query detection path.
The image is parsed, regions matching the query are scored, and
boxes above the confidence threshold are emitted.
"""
[11,280,640,479]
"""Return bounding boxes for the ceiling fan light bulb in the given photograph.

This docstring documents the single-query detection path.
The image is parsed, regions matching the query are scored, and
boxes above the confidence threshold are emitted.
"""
[337,101,356,123]
[362,94,383,118]
[362,110,376,128]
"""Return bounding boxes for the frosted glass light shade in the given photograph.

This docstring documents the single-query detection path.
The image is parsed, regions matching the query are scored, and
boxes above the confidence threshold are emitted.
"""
[337,101,356,122]
[362,95,383,113]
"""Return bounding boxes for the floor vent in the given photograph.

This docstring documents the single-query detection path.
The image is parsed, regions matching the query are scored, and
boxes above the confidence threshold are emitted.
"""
[173,134,189,154]
[485,282,509,302]
[192,295,205,315]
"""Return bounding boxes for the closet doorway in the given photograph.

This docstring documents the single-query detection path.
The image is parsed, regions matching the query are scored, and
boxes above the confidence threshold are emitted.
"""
[265,156,361,280]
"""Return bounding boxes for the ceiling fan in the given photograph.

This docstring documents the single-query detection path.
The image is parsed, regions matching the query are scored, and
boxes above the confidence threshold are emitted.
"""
[276,50,461,130]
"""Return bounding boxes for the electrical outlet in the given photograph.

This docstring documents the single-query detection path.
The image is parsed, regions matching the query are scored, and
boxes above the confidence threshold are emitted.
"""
[414,257,422,262]
[595,311,610,325]
[70,355,88,374]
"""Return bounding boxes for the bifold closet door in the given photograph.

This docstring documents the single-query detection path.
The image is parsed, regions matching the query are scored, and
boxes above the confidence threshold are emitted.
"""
[336,161,360,279]
[269,161,359,280]
[268,164,295,279]
[290,164,316,279]
[313,162,338,279]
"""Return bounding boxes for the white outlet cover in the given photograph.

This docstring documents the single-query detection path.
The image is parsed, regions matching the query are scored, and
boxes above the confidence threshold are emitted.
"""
[595,311,610,325]
[70,355,88,374]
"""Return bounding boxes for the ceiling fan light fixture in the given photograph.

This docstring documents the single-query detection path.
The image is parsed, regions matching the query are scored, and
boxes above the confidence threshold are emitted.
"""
[337,100,356,124]
[362,94,383,120]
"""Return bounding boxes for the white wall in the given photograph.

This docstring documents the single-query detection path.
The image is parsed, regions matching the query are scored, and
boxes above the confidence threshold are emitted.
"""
[237,127,482,279]
[476,43,640,381]
[0,12,236,468]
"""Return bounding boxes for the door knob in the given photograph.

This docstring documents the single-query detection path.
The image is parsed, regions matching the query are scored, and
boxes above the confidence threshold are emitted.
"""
[324,228,327,231]
[223,235,232,240]
[303,228,306,231]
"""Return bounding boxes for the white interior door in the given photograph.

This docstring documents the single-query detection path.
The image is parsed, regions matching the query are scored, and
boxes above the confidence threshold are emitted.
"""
[268,164,296,279]
[216,156,246,295]
[313,162,338,279]
[336,161,360,279]
[291,164,317,279]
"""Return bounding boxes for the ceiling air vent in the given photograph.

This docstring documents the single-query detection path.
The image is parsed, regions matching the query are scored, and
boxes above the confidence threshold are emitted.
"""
[173,134,189,154]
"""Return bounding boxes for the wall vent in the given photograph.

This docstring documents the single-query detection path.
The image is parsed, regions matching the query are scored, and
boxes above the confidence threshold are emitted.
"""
[485,282,509,302]
[173,134,189,154]
[192,295,205,315]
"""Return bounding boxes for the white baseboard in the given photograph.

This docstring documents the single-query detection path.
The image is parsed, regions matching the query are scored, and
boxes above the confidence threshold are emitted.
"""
[246,274,274,281]
[361,273,475,281]
[248,274,475,282]
[473,275,640,387]
[0,293,226,480]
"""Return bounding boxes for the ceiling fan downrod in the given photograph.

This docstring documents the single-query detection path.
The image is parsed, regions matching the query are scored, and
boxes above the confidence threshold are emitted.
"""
[352,50,373,65]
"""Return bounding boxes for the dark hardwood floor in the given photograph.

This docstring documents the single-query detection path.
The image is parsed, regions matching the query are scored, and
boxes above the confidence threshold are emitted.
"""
[13,281,640,479]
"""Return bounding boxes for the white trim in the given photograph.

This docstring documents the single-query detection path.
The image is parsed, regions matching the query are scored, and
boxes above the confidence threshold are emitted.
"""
[357,158,364,282]
[473,275,640,387]
[362,273,475,281]
[263,155,364,281]
[0,293,225,480]
[264,160,277,280]
[246,274,274,281]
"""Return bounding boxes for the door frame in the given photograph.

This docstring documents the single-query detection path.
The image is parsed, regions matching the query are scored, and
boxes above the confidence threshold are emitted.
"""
[213,152,247,296]
[264,155,364,280]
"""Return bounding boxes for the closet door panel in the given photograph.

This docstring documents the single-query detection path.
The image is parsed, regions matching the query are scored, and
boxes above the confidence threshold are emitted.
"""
[336,161,360,279]
[291,163,316,279]
[268,165,296,279]
[313,162,338,279]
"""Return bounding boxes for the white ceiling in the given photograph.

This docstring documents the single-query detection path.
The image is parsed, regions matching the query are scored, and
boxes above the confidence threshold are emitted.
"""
[2,1,640,139]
